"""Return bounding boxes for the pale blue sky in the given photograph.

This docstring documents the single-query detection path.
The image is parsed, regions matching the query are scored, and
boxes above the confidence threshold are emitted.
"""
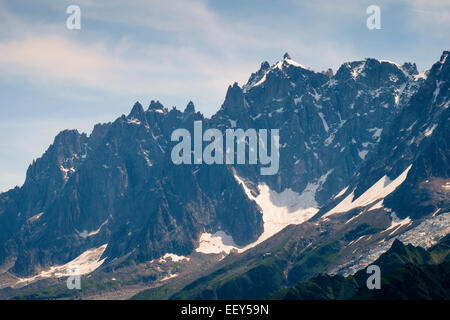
[0,0,449,191]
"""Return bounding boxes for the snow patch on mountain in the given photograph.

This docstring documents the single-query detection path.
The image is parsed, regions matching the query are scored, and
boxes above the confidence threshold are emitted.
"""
[368,199,384,211]
[196,171,332,255]
[159,253,190,263]
[318,112,329,132]
[324,165,412,217]
[196,231,239,254]
[358,149,369,160]
[369,127,383,140]
[27,212,44,223]
[243,54,312,91]
[385,212,412,235]
[76,219,109,239]
[350,61,366,79]
[424,123,438,137]
[239,171,329,246]
[15,244,108,287]
[333,186,349,200]
[127,118,141,125]
[284,56,310,70]
[159,273,179,282]
[331,211,450,276]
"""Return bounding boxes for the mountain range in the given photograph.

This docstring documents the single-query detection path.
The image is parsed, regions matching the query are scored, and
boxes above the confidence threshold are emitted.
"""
[0,50,448,300]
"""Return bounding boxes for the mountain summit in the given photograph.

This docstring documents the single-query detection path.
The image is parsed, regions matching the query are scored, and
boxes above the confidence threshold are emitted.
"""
[0,52,448,295]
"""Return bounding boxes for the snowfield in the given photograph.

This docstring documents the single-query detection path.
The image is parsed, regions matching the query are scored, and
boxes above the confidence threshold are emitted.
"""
[324,164,412,217]
[15,244,108,287]
[196,171,331,254]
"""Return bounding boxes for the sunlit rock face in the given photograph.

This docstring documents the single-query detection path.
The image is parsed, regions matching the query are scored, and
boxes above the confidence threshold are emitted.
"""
[0,51,448,280]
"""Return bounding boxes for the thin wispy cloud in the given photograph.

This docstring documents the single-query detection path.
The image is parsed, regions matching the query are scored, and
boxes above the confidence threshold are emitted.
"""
[0,35,251,97]
[0,0,361,100]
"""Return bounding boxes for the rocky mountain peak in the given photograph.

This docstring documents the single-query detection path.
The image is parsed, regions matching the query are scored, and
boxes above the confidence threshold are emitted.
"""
[1,51,448,282]
[440,50,449,63]
[321,68,334,77]
[53,129,82,145]
[129,101,145,119]
[147,100,165,111]
[260,61,270,71]
[184,101,196,114]
[334,58,414,88]
[220,82,248,117]
[243,62,270,92]
[436,50,450,73]
[390,239,407,252]
[401,62,419,76]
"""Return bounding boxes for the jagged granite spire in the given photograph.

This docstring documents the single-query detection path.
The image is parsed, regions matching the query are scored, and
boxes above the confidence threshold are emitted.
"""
[184,101,195,114]
[148,100,165,111]
[220,82,248,118]
[129,101,145,118]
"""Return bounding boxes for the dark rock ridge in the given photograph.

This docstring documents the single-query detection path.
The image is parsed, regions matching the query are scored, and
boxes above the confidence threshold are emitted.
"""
[0,51,447,276]
[216,53,424,204]
[0,101,263,276]
[318,50,449,220]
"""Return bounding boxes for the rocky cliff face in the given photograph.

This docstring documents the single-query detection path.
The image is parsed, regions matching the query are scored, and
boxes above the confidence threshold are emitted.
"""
[319,50,449,220]
[0,51,447,278]
[0,101,264,276]
[213,53,423,205]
